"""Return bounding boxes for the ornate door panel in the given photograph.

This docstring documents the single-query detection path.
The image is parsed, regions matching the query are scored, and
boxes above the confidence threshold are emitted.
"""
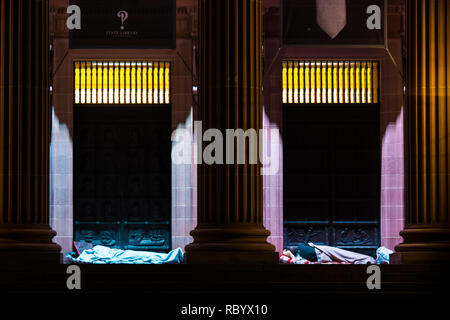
[283,104,380,256]
[74,106,171,252]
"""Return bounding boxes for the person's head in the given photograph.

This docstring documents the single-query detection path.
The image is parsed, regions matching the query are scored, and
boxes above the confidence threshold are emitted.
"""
[282,249,295,259]
[286,245,298,255]
[296,243,317,262]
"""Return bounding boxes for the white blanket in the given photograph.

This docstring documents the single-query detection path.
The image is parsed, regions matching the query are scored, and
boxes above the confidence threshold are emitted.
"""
[309,242,376,264]
[68,245,184,264]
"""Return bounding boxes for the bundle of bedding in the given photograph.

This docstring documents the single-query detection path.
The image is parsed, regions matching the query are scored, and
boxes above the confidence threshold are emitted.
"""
[279,244,392,264]
[279,255,350,264]
[66,245,184,264]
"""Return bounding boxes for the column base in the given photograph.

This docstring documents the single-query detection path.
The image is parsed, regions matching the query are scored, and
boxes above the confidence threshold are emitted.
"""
[185,226,278,263]
[0,225,62,264]
[392,226,450,264]
[185,251,279,264]
[390,251,450,264]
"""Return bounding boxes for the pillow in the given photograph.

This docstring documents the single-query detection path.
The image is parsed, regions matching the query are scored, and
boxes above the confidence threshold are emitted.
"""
[74,241,94,257]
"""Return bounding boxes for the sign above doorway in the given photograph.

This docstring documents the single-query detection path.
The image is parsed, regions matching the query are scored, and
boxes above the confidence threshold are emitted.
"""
[69,0,175,49]
[281,0,386,47]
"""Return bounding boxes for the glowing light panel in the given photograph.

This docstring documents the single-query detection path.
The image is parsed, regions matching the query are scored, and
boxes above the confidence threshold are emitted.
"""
[74,60,171,104]
[282,60,379,104]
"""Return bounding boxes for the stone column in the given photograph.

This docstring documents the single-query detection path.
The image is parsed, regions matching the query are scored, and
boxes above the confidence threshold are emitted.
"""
[185,0,277,263]
[392,0,450,263]
[0,0,61,263]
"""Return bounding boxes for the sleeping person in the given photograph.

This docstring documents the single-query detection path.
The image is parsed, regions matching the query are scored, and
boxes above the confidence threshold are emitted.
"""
[282,242,378,264]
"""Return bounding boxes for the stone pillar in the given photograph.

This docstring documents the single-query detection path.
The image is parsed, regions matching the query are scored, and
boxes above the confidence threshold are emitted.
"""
[185,0,277,263]
[0,0,61,263]
[392,0,450,263]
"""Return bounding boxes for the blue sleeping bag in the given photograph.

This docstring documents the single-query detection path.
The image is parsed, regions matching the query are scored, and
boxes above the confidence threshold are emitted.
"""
[67,245,184,264]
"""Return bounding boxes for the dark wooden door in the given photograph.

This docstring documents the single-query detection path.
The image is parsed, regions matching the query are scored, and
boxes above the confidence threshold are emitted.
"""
[283,104,380,256]
[74,106,171,252]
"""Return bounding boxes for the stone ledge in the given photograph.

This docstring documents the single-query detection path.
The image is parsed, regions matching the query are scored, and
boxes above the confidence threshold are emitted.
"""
[185,251,279,264]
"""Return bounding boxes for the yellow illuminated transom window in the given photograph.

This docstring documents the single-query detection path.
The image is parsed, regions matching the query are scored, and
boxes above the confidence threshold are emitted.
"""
[74,60,171,104]
[282,60,379,104]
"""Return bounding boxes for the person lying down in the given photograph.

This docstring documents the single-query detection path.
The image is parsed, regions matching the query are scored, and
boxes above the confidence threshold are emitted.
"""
[281,242,386,264]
